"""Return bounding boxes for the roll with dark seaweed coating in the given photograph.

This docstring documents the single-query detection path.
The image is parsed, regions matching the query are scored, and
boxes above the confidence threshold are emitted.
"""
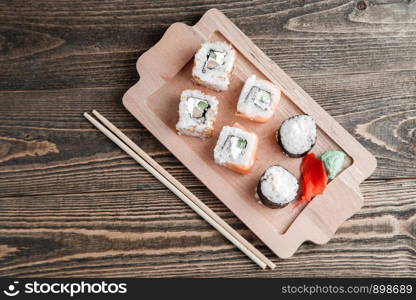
[257,165,299,209]
[277,115,317,158]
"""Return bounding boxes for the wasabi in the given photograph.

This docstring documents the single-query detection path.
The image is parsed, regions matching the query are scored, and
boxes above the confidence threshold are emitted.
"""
[320,150,345,179]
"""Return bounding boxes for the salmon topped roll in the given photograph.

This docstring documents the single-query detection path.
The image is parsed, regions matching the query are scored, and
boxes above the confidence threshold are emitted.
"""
[236,75,280,123]
[192,42,236,91]
[213,123,258,174]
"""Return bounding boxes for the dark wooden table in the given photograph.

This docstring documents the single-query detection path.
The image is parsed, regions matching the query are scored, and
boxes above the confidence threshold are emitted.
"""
[1,0,415,277]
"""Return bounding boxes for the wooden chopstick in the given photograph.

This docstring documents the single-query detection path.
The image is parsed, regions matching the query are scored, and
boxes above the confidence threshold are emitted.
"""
[91,110,276,269]
[84,111,275,269]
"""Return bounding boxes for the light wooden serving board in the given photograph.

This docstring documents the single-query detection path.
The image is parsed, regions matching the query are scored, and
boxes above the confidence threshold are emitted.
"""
[123,9,377,258]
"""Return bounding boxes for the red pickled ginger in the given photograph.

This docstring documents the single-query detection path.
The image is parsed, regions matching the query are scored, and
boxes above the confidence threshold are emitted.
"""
[296,153,328,206]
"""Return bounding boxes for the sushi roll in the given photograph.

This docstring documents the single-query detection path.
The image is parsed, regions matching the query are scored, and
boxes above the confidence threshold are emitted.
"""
[176,89,219,138]
[214,123,258,174]
[257,166,299,208]
[192,42,236,91]
[236,75,281,123]
[277,115,317,158]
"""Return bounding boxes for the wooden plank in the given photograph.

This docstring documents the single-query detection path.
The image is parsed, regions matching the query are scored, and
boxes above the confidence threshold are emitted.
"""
[0,178,414,277]
[1,1,416,90]
[0,0,415,275]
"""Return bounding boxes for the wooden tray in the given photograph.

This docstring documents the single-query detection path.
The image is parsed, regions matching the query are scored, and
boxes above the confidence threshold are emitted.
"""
[123,9,377,258]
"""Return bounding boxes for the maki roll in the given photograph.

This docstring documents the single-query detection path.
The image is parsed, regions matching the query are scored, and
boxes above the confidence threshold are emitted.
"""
[257,166,299,209]
[236,75,281,123]
[192,42,236,91]
[277,115,317,158]
[214,123,258,174]
[176,89,219,138]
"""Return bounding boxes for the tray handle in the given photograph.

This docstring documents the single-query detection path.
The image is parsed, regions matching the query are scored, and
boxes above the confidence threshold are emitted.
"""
[280,170,364,258]
[136,22,203,92]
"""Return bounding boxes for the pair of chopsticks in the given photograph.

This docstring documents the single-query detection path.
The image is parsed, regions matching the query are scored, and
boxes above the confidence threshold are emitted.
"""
[84,110,275,269]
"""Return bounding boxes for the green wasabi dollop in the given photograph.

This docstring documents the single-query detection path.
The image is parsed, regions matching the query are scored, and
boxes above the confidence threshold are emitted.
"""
[320,150,345,179]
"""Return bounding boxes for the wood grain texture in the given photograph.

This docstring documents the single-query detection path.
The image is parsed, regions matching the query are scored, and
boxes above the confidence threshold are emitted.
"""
[0,179,414,277]
[0,0,415,276]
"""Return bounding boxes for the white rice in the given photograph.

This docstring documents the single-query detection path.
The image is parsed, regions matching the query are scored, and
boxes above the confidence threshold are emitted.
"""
[237,75,281,121]
[176,89,218,138]
[279,115,316,156]
[213,126,257,168]
[259,166,298,204]
[192,42,236,91]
